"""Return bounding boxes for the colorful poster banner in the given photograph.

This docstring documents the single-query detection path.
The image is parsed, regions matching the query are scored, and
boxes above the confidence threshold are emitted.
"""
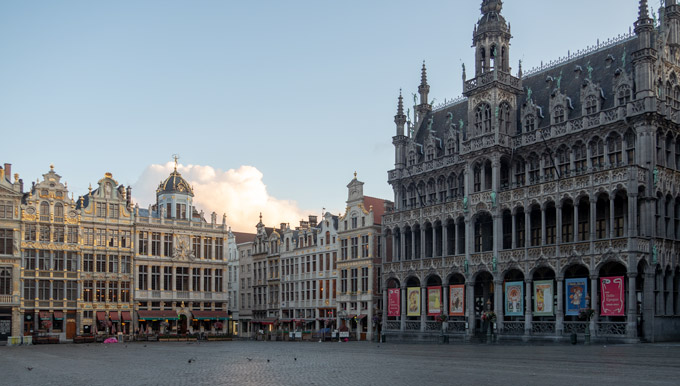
[407,287,421,317]
[449,285,465,316]
[533,280,554,316]
[505,281,524,316]
[388,288,400,317]
[601,276,625,316]
[565,278,588,316]
[427,286,442,316]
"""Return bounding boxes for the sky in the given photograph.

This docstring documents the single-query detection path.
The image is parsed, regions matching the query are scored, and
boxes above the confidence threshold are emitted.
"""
[0,0,642,232]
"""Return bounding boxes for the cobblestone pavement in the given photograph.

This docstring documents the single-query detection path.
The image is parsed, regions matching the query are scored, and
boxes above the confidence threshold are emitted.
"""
[1,341,680,386]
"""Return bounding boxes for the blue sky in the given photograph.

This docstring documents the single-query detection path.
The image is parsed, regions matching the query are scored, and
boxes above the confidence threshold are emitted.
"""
[0,0,640,231]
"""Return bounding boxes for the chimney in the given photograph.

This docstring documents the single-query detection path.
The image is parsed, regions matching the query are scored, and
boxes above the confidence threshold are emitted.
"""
[126,185,132,207]
[308,215,318,227]
[280,223,287,231]
[3,164,10,182]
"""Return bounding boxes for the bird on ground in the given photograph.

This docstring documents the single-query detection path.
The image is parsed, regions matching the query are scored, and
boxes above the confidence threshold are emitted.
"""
[267,359,270,363]
[246,358,252,361]
[188,358,196,363]
[26,367,33,371]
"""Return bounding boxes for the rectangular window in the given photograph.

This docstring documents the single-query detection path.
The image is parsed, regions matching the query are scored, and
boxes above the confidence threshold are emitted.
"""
[53,226,65,243]
[108,203,119,219]
[139,265,148,291]
[204,237,213,259]
[0,229,13,255]
[151,233,161,256]
[351,268,358,292]
[67,226,78,244]
[151,266,160,290]
[83,228,94,246]
[83,280,93,302]
[0,200,13,219]
[54,251,64,270]
[82,253,93,272]
[121,255,131,274]
[215,238,223,259]
[341,239,348,260]
[192,237,201,259]
[215,269,223,292]
[96,203,106,218]
[66,252,78,271]
[108,230,119,247]
[361,267,368,292]
[96,254,106,273]
[163,234,172,257]
[38,250,50,270]
[96,229,106,246]
[139,231,148,255]
[204,269,212,292]
[108,281,119,302]
[120,281,130,302]
[351,237,358,259]
[38,280,50,300]
[24,279,35,299]
[120,231,131,248]
[361,235,369,258]
[24,224,36,241]
[192,268,200,291]
[23,249,36,270]
[39,225,50,242]
[52,281,64,300]
[176,267,188,291]
[164,267,172,291]
[341,270,347,293]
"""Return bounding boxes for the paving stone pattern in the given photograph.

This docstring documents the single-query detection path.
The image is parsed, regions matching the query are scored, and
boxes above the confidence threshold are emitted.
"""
[1,341,680,386]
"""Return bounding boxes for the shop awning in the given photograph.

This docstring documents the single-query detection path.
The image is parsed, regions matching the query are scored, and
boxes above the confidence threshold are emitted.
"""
[255,318,278,325]
[121,311,132,322]
[356,314,367,320]
[279,319,292,323]
[109,312,120,322]
[53,311,64,320]
[39,311,51,321]
[96,311,107,321]
[137,310,179,321]
[191,311,230,321]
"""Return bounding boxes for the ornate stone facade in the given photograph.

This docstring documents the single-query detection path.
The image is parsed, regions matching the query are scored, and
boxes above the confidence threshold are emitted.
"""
[382,0,680,342]
[0,163,22,342]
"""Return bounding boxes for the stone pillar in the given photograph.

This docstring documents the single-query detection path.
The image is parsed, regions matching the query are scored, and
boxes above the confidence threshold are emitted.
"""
[524,279,532,335]
[147,232,152,256]
[590,198,596,247]
[453,221,459,255]
[541,206,546,245]
[400,287,406,332]
[160,233,165,257]
[574,202,580,242]
[421,227,426,259]
[590,275,599,334]
[411,230,416,260]
[200,237,205,259]
[525,209,531,248]
[442,285,449,316]
[400,230,406,261]
[556,202,563,254]
[511,212,517,249]
[628,193,638,238]
[494,279,503,332]
[172,267,177,292]
[382,288,388,330]
[420,286,426,332]
[556,277,564,335]
[627,272,637,338]
[466,282,475,337]
[610,198,616,239]
[465,218,472,256]
[442,223,448,257]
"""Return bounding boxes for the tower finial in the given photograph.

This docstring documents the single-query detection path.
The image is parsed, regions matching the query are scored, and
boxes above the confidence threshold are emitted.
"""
[172,154,180,172]
[354,171,357,180]
[639,0,649,20]
[417,61,431,114]
[397,89,404,116]
[394,89,407,136]
[420,61,428,87]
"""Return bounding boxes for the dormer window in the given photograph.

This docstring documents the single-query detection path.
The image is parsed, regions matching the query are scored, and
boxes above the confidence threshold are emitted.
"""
[584,95,598,115]
[408,151,416,166]
[617,85,632,106]
[553,105,565,124]
[523,114,536,132]
[426,146,435,161]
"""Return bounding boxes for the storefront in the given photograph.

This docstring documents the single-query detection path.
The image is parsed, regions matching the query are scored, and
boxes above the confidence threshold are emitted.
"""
[137,310,179,334]
[190,310,229,334]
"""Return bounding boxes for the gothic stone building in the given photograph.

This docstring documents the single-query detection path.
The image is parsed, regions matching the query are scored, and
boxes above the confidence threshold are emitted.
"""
[382,0,680,342]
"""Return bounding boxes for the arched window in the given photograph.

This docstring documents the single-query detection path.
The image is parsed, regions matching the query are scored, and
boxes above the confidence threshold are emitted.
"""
[437,176,447,202]
[457,173,465,197]
[475,103,492,134]
[426,146,435,161]
[474,212,493,252]
[54,203,64,223]
[557,146,570,177]
[585,95,598,115]
[617,85,632,106]
[543,152,555,181]
[408,151,416,166]
[446,139,455,155]
[607,133,623,167]
[40,202,50,222]
[625,131,636,165]
[573,142,587,173]
[667,134,674,168]
[499,102,511,133]
[427,179,436,204]
[667,81,673,107]
[514,158,526,187]
[553,105,565,124]
[590,137,605,170]
[523,114,536,132]
[473,164,482,192]
[447,173,457,199]
[528,153,540,183]
[674,86,680,109]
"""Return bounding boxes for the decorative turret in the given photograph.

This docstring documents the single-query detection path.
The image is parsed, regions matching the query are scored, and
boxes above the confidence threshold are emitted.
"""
[633,0,657,98]
[394,90,407,136]
[392,90,408,170]
[665,0,680,47]
[417,62,432,119]
[474,0,511,75]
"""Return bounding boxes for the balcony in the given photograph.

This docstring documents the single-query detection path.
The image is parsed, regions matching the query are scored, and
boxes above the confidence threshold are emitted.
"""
[135,290,228,302]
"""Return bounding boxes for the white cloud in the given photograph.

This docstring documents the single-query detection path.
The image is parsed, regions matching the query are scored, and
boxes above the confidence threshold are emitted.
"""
[132,162,311,232]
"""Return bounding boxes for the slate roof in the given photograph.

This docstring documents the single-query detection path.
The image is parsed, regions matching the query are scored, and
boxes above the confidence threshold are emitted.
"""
[414,35,638,146]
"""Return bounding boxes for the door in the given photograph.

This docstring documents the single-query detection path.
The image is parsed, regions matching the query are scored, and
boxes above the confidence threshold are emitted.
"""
[66,320,76,339]
[179,314,188,334]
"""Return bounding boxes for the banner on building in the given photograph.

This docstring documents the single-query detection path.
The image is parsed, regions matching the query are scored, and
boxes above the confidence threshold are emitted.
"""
[427,286,442,316]
[449,285,465,316]
[601,276,625,316]
[533,280,554,316]
[565,278,588,316]
[505,281,524,316]
[407,287,421,317]
[388,288,400,317]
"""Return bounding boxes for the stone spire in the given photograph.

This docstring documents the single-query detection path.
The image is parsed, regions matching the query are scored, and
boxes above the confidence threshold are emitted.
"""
[418,61,430,105]
[394,90,407,136]
[639,0,649,20]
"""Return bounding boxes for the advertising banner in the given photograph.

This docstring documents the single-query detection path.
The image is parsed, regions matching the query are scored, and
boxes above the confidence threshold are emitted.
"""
[449,285,465,316]
[600,276,625,316]
[565,278,588,316]
[427,286,442,316]
[505,281,524,316]
[388,288,400,317]
[533,280,554,316]
[407,287,421,317]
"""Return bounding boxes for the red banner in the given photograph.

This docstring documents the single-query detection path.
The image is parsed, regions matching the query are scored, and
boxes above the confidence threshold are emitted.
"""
[600,276,625,316]
[388,288,400,317]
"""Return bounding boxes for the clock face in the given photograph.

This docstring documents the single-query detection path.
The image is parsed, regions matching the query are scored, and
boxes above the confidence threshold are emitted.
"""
[350,189,358,198]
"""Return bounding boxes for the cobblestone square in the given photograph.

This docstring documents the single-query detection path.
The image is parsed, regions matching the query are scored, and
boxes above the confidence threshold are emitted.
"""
[1,341,680,386]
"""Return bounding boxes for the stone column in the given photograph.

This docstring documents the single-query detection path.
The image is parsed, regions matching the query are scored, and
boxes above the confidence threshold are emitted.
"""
[590,275,599,334]
[442,223,448,257]
[590,198,596,249]
[200,237,205,259]
[525,209,531,249]
[382,288,388,331]
[442,285,449,316]
[556,202,563,254]
[627,272,637,338]
[411,230,416,260]
[524,279,532,335]
[541,206,547,245]
[494,279,503,332]
[421,227,427,259]
[147,232,152,256]
[574,202,580,242]
[400,230,406,261]
[160,233,165,257]
[628,193,638,238]
[453,221,458,255]
[511,212,517,249]
[466,282,475,338]
[420,286,426,332]
[610,198,616,239]
[172,267,177,292]
[465,218,472,256]
[556,277,564,335]
[147,265,152,291]
[400,287,406,332]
